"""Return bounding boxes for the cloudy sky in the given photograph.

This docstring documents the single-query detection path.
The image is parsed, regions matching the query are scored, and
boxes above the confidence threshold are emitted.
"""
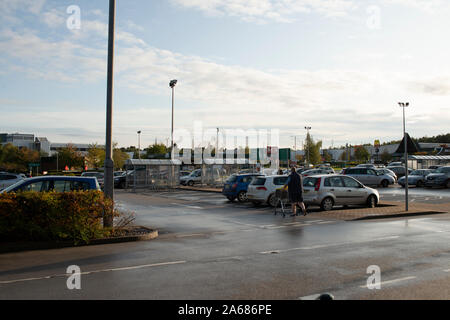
[1,0,449,149]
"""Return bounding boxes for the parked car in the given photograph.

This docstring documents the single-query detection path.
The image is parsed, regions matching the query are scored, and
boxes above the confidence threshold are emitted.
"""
[385,166,412,179]
[0,176,100,193]
[425,166,450,188]
[398,169,433,187]
[303,174,379,211]
[114,170,132,188]
[388,161,403,167]
[247,175,289,207]
[0,173,26,190]
[81,171,104,187]
[428,165,442,170]
[301,168,334,177]
[343,167,395,188]
[179,170,191,178]
[222,174,262,202]
[180,169,202,186]
[356,164,376,169]
[375,168,398,182]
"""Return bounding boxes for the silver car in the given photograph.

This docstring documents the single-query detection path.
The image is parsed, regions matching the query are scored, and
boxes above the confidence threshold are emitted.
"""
[343,167,395,188]
[303,174,380,211]
[0,173,26,190]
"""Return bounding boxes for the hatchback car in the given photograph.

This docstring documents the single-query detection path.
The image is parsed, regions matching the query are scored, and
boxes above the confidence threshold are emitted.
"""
[343,167,395,188]
[180,169,202,186]
[0,176,100,193]
[386,166,412,178]
[375,168,398,182]
[81,171,104,187]
[398,169,433,187]
[222,174,261,202]
[247,175,289,207]
[303,174,380,211]
[425,166,450,188]
[0,173,26,190]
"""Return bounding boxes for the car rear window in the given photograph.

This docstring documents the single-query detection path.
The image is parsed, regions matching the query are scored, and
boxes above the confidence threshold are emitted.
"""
[226,175,237,183]
[303,177,319,187]
[251,177,266,185]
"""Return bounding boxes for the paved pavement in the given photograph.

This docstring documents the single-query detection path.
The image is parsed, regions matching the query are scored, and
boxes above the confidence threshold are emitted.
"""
[0,188,449,299]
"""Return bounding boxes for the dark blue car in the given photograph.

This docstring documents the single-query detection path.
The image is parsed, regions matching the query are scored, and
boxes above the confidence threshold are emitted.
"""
[222,174,261,202]
[0,176,100,193]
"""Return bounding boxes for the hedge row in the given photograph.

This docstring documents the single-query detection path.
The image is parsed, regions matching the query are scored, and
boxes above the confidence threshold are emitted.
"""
[0,191,116,244]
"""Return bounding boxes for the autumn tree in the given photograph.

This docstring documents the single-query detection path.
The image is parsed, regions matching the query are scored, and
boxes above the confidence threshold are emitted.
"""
[304,133,322,165]
[354,146,371,162]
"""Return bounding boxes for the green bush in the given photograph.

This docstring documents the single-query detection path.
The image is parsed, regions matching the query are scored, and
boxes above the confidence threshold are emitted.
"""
[0,191,116,244]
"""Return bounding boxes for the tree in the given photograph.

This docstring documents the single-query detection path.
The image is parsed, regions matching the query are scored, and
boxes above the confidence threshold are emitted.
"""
[57,144,84,169]
[354,146,371,162]
[86,142,129,170]
[85,143,104,169]
[0,143,39,172]
[304,133,322,165]
[322,150,332,162]
[145,143,168,159]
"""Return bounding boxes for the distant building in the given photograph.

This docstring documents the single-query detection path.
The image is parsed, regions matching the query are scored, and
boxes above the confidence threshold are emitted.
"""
[0,133,51,155]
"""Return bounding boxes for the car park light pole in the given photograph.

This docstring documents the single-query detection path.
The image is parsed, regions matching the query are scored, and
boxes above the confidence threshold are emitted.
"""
[398,102,409,211]
[169,79,177,160]
[137,130,141,159]
[104,0,116,228]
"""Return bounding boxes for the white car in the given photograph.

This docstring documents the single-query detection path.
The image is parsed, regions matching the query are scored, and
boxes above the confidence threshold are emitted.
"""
[180,169,202,186]
[0,173,26,190]
[247,175,289,207]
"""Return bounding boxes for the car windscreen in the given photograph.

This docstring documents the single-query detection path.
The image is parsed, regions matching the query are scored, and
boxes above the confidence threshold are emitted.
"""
[251,177,266,185]
[435,167,450,173]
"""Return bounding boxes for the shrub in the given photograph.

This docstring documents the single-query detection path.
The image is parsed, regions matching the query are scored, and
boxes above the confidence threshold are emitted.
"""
[0,191,116,244]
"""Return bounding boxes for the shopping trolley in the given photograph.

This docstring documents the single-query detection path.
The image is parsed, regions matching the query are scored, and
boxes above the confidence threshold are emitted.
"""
[274,187,290,217]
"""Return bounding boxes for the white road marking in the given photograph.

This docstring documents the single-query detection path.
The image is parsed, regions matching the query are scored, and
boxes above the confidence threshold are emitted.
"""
[298,293,321,300]
[171,203,203,209]
[176,233,206,238]
[443,269,450,273]
[259,236,400,254]
[0,261,186,285]
[359,276,416,288]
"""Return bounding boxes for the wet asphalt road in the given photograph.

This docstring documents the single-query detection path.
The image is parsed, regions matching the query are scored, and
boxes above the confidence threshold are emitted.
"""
[0,187,449,299]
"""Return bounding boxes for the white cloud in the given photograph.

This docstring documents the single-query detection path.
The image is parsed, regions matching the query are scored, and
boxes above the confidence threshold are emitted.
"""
[170,0,357,23]
[1,8,449,147]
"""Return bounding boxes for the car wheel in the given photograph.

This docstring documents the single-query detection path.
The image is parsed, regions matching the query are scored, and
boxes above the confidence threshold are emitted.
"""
[237,191,247,203]
[320,197,334,211]
[447,180,450,189]
[416,180,423,188]
[381,179,389,188]
[268,194,278,207]
[367,195,377,208]
[119,181,126,189]
[187,180,194,186]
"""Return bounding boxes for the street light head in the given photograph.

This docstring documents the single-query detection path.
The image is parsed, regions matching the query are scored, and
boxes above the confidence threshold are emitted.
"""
[169,79,177,88]
[137,130,141,134]
[405,102,409,107]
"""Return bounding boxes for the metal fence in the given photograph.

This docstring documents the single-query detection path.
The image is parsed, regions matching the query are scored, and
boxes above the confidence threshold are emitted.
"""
[124,159,181,191]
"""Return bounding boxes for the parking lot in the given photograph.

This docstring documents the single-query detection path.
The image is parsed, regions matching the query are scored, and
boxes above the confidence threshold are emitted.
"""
[1,186,449,299]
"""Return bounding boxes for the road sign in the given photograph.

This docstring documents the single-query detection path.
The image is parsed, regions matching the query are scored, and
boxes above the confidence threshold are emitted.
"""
[28,163,40,168]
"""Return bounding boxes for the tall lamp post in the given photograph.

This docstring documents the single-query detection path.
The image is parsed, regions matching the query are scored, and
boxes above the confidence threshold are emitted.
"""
[169,79,177,160]
[291,135,298,164]
[398,102,409,211]
[137,130,141,159]
[305,126,311,167]
[104,0,116,228]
